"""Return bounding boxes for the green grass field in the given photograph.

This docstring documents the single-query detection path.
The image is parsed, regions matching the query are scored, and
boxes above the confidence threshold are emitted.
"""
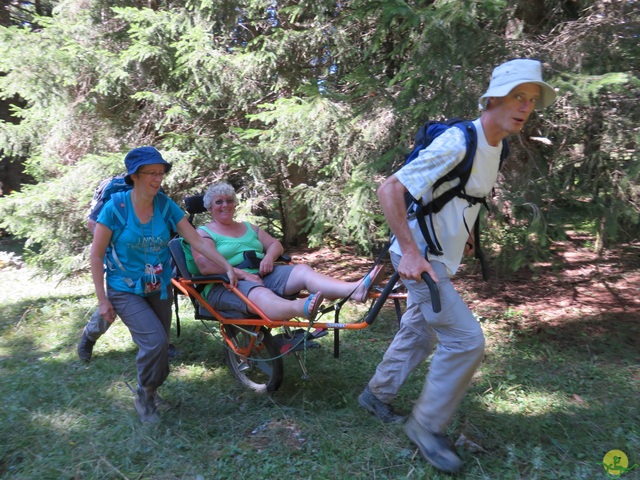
[0,259,638,479]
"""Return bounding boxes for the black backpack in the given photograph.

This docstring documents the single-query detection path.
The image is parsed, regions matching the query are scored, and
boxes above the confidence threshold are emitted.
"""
[403,119,509,280]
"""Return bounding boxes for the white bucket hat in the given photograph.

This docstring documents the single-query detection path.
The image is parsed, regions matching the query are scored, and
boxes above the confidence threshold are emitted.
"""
[478,59,556,110]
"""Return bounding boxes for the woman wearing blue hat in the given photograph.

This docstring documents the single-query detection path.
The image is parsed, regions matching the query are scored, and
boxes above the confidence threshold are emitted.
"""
[90,146,238,423]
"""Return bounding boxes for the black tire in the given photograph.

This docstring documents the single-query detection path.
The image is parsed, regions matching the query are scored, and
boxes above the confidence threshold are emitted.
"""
[222,325,284,393]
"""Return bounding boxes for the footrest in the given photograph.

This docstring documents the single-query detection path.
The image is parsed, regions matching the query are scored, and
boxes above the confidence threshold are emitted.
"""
[307,328,329,340]
[273,328,325,354]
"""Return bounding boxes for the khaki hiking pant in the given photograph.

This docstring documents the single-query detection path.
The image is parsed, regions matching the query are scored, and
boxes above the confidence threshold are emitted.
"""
[367,255,485,434]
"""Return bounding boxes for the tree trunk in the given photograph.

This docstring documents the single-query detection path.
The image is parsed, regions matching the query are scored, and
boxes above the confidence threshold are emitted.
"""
[279,163,309,248]
[0,0,10,26]
[515,0,546,32]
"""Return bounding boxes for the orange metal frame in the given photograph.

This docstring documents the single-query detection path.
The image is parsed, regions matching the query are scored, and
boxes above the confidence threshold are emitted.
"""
[171,275,408,357]
[172,277,406,330]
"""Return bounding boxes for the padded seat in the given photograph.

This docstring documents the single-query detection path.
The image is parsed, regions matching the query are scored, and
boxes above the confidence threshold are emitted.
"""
[169,237,256,320]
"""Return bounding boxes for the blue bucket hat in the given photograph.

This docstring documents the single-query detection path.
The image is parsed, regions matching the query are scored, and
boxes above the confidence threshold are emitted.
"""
[123,146,172,185]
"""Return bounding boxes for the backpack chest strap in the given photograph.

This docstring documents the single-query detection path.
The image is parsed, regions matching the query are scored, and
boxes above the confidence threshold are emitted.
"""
[417,187,488,217]
[411,188,489,258]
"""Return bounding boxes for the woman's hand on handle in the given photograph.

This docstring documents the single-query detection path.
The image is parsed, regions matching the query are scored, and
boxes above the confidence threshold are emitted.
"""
[226,267,238,287]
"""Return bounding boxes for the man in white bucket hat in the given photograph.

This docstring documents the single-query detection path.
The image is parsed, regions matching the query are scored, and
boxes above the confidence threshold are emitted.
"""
[358,59,556,473]
[479,58,556,110]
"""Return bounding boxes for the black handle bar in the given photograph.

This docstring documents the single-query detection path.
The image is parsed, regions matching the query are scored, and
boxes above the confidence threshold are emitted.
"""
[421,272,441,313]
[476,249,489,282]
[365,270,442,325]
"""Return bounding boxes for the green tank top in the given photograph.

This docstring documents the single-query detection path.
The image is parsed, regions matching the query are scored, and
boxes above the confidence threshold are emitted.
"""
[182,221,264,277]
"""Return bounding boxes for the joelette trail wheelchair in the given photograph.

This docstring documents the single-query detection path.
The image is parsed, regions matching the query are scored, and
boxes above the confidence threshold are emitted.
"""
[169,195,441,393]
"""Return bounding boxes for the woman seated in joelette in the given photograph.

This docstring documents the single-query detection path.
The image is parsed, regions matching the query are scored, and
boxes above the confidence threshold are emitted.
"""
[183,182,385,322]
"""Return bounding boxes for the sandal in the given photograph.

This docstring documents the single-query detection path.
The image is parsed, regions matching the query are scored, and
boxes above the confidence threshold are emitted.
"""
[303,292,325,322]
[356,264,385,302]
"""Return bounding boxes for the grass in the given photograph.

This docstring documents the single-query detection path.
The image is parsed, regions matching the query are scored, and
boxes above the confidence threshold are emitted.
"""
[0,262,638,479]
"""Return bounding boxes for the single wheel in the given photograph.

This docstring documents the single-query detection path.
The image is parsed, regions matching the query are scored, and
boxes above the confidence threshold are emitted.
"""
[222,325,284,393]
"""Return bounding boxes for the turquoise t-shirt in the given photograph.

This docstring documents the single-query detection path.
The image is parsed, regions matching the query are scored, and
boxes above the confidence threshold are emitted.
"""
[97,190,185,297]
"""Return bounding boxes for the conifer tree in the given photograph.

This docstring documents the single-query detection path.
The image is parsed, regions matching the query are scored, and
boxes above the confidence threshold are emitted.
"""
[0,0,637,274]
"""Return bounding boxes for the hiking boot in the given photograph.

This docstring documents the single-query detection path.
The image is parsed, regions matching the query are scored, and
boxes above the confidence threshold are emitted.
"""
[134,387,160,424]
[404,416,463,474]
[358,385,406,424]
[77,330,96,362]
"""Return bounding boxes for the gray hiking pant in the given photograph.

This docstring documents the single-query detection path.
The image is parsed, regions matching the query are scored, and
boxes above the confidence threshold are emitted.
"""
[367,255,485,434]
[108,286,173,391]
[83,308,111,342]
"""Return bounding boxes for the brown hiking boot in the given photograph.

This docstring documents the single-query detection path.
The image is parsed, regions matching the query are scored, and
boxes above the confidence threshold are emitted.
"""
[77,329,96,361]
[404,416,463,473]
[134,387,160,424]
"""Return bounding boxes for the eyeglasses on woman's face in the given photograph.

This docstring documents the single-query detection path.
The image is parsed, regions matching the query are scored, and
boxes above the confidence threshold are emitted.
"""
[213,197,236,206]
[137,170,165,179]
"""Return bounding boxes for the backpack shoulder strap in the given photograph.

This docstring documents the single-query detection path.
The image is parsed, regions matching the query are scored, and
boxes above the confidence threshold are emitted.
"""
[154,191,173,226]
[104,190,129,272]
[412,120,477,256]
[109,191,129,243]
[432,120,477,191]
[499,137,509,169]
[426,120,477,213]
[110,191,173,234]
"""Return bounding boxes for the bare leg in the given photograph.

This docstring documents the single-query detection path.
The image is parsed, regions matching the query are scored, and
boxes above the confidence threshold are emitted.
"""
[247,286,323,320]
[284,264,384,302]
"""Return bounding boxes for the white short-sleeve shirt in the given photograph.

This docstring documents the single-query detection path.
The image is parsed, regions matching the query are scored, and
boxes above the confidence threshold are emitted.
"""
[392,118,503,276]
